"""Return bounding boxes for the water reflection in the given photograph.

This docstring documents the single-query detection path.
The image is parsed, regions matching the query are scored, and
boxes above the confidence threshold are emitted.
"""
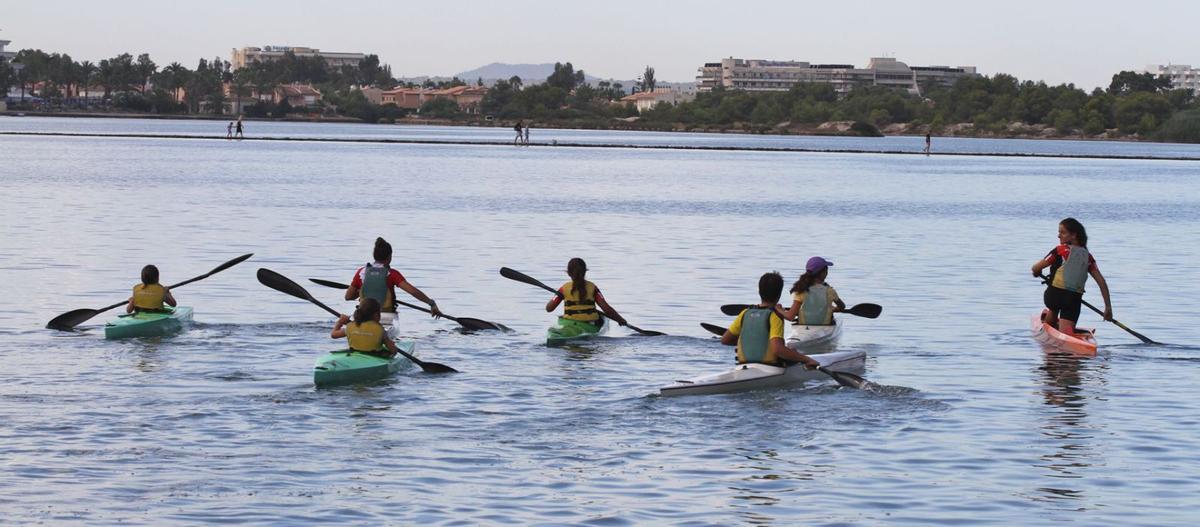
[1033,349,1108,507]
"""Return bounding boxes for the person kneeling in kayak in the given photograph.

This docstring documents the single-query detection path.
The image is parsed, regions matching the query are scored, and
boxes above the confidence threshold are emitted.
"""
[545,257,628,328]
[1031,217,1113,335]
[345,237,441,319]
[331,298,399,357]
[723,272,820,368]
[125,265,177,313]
[782,256,846,325]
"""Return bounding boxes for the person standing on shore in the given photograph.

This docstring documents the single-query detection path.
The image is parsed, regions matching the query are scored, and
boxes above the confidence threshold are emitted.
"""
[514,120,524,146]
[523,122,531,145]
[235,116,244,139]
[226,121,234,139]
[924,131,932,156]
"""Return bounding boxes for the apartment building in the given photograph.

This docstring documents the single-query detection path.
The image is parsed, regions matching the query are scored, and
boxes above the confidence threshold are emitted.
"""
[697,57,977,96]
[380,86,488,114]
[231,45,366,70]
[1144,64,1200,92]
[0,39,15,61]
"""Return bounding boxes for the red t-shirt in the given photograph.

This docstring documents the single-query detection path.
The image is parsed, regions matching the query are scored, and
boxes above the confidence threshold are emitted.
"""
[350,265,406,289]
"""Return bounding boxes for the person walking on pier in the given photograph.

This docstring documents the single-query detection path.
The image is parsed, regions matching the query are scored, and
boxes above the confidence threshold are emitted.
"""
[226,121,234,139]
[235,116,245,139]
[924,132,932,156]
[514,120,524,146]
[523,122,531,145]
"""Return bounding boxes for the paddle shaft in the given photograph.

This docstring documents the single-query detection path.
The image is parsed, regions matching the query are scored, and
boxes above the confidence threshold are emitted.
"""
[307,278,500,329]
[720,303,880,319]
[1037,275,1155,344]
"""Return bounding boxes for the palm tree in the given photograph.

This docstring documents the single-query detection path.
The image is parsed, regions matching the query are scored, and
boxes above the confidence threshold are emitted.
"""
[230,68,253,115]
[163,62,189,103]
[78,61,97,103]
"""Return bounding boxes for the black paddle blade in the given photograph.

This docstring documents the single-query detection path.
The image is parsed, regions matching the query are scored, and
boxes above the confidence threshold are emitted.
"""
[700,323,727,336]
[309,278,349,290]
[633,329,667,337]
[845,303,882,319]
[46,308,101,331]
[500,267,560,296]
[257,268,314,301]
[456,317,507,331]
[208,253,254,275]
[721,304,751,316]
[417,361,458,374]
[818,367,868,389]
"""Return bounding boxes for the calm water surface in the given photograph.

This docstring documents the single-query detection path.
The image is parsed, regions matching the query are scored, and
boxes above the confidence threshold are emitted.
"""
[1,120,1199,525]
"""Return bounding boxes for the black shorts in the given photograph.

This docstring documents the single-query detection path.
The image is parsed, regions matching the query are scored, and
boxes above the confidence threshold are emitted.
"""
[1044,286,1083,322]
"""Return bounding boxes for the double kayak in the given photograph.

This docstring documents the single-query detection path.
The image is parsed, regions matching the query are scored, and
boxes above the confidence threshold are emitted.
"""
[786,318,843,351]
[1031,308,1097,356]
[660,349,866,397]
[314,340,416,386]
[546,317,607,346]
[104,306,193,339]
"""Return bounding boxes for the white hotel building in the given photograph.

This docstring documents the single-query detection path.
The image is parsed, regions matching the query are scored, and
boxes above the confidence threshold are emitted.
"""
[231,45,366,70]
[1144,64,1200,92]
[697,57,977,96]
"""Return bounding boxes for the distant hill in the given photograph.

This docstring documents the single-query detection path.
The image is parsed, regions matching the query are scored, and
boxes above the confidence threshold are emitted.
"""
[455,63,602,83]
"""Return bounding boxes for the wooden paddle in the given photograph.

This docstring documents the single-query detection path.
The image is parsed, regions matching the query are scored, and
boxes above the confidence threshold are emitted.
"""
[720,303,882,319]
[257,268,457,373]
[1036,274,1156,344]
[46,253,254,331]
[308,278,508,331]
[697,322,869,389]
[499,266,666,336]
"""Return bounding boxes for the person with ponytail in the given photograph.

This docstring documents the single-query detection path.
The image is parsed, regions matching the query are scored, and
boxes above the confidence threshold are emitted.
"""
[544,257,627,327]
[1032,217,1113,334]
[782,257,845,325]
[345,237,441,320]
[331,298,398,356]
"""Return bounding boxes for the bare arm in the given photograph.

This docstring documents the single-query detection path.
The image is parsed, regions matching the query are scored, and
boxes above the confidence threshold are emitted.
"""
[546,295,563,312]
[164,288,177,307]
[1032,256,1053,277]
[126,297,135,314]
[596,294,627,326]
[833,298,846,312]
[781,300,801,321]
[720,330,737,346]
[344,285,359,302]
[1090,267,1113,320]
[771,338,819,368]
[398,281,441,316]
[331,314,350,338]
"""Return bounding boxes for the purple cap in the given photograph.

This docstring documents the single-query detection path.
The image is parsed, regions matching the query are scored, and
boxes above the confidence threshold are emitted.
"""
[806,256,833,273]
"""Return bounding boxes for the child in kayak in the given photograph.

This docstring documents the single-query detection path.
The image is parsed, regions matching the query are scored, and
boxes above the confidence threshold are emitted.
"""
[544,257,628,327]
[723,272,820,368]
[125,265,177,313]
[1032,217,1112,335]
[331,298,398,356]
[344,237,441,318]
[782,256,846,325]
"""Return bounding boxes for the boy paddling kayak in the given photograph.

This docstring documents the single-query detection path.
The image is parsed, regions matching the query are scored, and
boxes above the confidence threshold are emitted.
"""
[722,272,820,369]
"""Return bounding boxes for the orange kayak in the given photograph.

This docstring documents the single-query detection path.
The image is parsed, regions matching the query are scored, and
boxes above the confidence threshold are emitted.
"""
[1031,308,1097,356]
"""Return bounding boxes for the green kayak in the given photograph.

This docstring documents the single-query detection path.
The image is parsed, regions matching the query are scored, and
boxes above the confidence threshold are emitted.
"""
[546,317,606,346]
[313,340,415,387]
[104,306,193,340]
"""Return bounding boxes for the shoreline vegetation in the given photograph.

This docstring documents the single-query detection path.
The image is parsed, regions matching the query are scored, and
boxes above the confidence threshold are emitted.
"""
[3,49,1199,143]
[4,130,1197,162]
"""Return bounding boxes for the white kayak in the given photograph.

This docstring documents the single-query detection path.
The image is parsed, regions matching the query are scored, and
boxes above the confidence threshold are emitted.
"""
[786,318,842,351]
[659,349,866,397]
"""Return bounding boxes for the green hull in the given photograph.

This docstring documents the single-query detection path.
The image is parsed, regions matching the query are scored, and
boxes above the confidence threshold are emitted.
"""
[313,340,415,387]
[546,317,604,346]
[104,306,193,340]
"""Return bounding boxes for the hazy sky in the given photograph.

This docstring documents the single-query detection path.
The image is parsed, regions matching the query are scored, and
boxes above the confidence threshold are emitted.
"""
[4,1,1195,90]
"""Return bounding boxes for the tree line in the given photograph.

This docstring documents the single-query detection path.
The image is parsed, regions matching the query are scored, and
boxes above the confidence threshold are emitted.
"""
[4,49,1198,142]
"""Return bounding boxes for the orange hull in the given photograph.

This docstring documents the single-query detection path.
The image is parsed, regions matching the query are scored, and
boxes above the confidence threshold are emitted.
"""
[1031,308,1097,356]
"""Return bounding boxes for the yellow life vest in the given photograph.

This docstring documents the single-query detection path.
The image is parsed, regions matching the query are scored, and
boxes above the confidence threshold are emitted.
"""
[345,320,386,352]
[560,280,599,323]
[132,283,166,311]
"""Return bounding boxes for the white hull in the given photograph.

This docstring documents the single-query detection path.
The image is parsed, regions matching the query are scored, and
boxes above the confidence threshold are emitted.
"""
[785,318,842,351]
[659,349,866,397]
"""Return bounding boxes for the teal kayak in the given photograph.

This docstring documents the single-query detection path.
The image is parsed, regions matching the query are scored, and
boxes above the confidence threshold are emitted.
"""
[313,340,415,387]
[546,317,606,346]
[104,306,193,339]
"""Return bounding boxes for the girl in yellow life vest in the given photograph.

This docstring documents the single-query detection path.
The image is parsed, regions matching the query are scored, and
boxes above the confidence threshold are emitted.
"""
[544,258,628,327]
[331,298,399,356]
[782,257,846,325]
[125,265,177,313]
